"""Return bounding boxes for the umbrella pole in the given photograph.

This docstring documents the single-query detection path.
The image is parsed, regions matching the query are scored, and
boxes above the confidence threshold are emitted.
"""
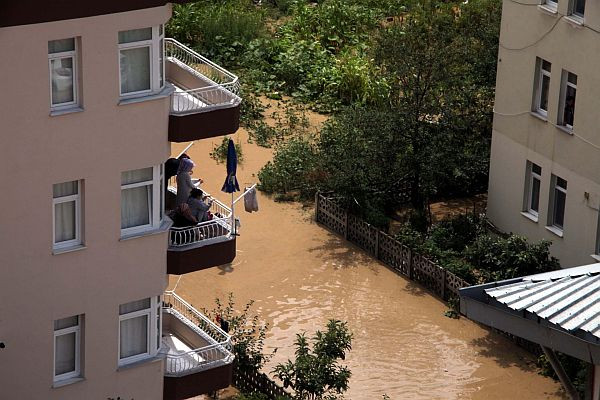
[231,192,235,236]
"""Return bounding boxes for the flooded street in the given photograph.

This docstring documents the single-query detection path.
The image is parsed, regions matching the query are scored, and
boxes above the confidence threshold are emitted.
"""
[169,126,564,399]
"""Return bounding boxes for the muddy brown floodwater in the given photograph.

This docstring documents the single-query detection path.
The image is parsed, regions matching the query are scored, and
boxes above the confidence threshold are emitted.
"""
[169,124,565,399]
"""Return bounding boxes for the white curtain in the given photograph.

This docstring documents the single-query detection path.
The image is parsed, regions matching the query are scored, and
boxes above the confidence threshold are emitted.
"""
[120,315,148,359]
[51,57,74,105]
[55,202,76,242]
[55,333,76,375]
[120,47,151,94]
[53,181,78,243]
[121,186,151,229]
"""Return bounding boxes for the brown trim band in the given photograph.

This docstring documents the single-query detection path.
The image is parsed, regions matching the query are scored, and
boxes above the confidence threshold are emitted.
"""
[0,1,191,28]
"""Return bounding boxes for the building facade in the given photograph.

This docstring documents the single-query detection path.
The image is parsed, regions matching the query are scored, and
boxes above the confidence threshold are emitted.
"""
[0,2,241,399]
[487,0,600,267]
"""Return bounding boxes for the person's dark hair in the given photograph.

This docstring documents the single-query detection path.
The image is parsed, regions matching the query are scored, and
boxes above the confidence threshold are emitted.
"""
[178,153,190,160]
[190,188,204,198]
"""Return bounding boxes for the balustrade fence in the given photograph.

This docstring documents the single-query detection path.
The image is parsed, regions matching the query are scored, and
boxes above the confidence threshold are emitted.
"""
[315,193,470,301]
[233,366,292,400]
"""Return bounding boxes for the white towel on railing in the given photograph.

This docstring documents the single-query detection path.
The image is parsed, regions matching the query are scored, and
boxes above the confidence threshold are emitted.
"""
[244,187,259,213]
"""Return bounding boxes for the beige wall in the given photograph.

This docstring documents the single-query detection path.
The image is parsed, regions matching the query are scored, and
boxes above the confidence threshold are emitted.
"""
[0,5,172,399]
[488,0,600,266]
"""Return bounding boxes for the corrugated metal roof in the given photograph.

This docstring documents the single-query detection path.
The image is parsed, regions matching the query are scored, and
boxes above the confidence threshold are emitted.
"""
[485,270,600,341]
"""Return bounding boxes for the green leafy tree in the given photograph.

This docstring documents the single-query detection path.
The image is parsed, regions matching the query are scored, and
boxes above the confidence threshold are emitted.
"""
[273,320,352,400]
[203,293,275,373]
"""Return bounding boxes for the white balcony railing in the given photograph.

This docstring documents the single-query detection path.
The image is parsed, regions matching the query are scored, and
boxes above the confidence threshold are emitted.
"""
[167,187,234,249]
[165,38,241,115]
[162,291,234,377]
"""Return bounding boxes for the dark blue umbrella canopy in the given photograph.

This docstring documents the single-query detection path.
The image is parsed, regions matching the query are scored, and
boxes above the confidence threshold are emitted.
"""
[222,139,240,193]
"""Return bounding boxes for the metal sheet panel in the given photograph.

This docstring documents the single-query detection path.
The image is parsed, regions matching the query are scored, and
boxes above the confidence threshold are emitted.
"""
[485,272,600,341]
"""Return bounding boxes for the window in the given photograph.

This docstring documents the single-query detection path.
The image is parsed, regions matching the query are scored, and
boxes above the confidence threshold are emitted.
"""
[570,0,585,18]
[48,38,78,109]
[549,175,567,230]
[559,71,577,129]
[118,297,161,365]
[53,180,82,249]
[118,26,164,97]
[54,315,81,382]
[120,166,163,235]
[545,0,558,8]
[524,162,542,217]
[533,59,551,117]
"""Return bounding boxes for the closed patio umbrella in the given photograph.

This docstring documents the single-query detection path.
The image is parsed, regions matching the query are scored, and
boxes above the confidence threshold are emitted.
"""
[222,139,240,234]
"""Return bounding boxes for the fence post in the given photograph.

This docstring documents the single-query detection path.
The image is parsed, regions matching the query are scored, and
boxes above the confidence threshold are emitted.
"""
[314,192,319,222]
[440,267,446,300]
[344,210,349,239]
[374,229,379,259]
[407,248,413,280]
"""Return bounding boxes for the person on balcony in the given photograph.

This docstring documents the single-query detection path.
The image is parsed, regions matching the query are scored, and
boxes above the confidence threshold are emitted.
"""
[175,158,196,206]
[187,188,213,222]
[165,153,190,190]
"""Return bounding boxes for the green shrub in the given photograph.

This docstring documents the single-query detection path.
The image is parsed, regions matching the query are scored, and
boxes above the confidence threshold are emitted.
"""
[209,136,244,164]
[429,213,485,252]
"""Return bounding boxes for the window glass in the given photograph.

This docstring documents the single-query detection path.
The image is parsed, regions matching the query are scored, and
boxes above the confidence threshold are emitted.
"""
[573,0,585,16]
[120,315,149,358]
[54,316,79,330]
[55,202,76,242]
[122,168,153,185]
[120,47,151,94]
[119,28,152,44]
[53,181,78,198]
[50,58,74,105]
[120,298,151,315]
[55,333,76,375]
[48,38,75,53]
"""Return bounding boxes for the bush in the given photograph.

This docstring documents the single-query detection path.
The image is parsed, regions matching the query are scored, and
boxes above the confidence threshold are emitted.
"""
[209,136,244,165]
[465,235,560,282]
[428,213,485,252]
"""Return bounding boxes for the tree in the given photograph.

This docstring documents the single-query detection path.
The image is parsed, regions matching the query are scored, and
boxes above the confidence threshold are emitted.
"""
[273,320,352,400]
[203,293,275,374]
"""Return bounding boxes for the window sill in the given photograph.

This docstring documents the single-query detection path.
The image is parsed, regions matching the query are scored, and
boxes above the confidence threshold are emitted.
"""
[556,125,574,135]
[117,354,163,371]
[521,211,539,223]
[52,377,84,388]
[119,218,173,242]
[530,111,548,122]
[565,15,584,27]
[590,254,600,262]
[118,85,174,106]
[545,225,564,238]
[50,106,84,117]
[538,4,558,15]
[52,244,86,255]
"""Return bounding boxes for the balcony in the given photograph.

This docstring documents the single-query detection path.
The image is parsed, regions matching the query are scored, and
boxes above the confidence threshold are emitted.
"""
[166,188,237,275]
[162,291,234,400]
[166,38,242,142]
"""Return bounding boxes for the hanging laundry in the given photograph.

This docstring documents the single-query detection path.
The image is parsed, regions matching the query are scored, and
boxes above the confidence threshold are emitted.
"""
[244,186,259,212]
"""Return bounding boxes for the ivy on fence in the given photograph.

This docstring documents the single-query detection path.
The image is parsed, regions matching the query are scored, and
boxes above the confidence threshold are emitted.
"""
[315,193,470,301]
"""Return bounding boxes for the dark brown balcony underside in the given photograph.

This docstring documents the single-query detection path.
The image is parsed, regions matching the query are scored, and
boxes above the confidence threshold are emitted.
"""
[168,105,240,142]
[163,363,233,400]
[167,237,236,275]
[1,1,191,28]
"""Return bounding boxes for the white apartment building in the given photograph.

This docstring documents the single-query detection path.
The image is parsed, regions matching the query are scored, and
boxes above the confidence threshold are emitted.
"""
[0,1,242,398]
[487,0,600,267]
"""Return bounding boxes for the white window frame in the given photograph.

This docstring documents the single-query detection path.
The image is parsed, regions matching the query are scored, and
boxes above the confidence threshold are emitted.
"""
[545,0,558,10]
[525,162,542,217]
[120,165,164,236]
[118,25,164,98]
[549,175,567,231]
[52,180,81,250]
[559,71,577,129]
[534,59,551,117]
[53,316,81,382]
[118,297,161,366]
[48,39,78,110]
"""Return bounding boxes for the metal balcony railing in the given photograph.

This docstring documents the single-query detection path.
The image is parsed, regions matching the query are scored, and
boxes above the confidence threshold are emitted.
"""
[165,38,241,115]
[167,187,234,248]
[162,291,234,377]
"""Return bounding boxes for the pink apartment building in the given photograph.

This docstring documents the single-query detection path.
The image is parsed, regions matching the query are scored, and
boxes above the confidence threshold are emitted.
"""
[0,1,242,399]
